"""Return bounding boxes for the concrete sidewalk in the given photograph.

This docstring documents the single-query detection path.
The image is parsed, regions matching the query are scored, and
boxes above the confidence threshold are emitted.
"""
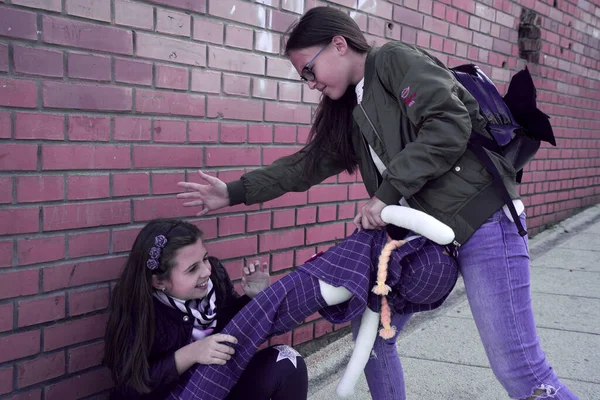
[305,205,600,400]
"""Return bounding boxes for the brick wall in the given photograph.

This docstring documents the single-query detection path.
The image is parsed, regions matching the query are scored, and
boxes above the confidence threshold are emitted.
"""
[0,0,598,398]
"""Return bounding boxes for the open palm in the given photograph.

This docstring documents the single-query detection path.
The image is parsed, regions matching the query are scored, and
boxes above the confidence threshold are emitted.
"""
[177,170,230,216]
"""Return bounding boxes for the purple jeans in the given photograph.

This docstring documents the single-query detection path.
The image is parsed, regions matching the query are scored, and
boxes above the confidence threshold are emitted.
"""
[352,210,578,399]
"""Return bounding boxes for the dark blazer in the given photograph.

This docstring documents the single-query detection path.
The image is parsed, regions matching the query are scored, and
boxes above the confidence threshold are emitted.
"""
[110,257,252,399]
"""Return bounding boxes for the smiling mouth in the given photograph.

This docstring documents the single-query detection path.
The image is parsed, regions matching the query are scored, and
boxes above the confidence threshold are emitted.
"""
[195,281,208,289]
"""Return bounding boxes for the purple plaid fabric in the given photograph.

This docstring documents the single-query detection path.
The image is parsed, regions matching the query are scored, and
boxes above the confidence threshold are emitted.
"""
[166,229,457,400]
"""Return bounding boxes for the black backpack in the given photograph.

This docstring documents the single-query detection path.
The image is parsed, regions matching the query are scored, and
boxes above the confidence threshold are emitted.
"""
[449,64,556,236]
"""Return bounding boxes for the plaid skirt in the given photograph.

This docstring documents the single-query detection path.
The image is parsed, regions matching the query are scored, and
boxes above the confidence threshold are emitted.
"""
[167,229,458,400]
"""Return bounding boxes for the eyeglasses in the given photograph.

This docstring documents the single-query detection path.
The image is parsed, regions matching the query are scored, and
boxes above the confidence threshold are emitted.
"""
[301,45,327,82]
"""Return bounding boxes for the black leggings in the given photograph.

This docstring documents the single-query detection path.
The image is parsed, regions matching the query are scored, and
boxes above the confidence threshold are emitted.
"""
[226,345,308,400]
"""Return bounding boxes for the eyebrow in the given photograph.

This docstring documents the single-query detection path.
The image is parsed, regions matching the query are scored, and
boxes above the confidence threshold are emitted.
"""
[184,251,209,272]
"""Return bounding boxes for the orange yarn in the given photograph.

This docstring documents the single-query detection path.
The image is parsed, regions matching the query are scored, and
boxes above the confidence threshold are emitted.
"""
[371,239,405,339]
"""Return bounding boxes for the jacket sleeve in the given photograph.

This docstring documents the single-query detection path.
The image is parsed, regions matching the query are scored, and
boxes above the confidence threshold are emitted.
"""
[147,353,180,389]
[227,146,346,206]
[374,45,472,204]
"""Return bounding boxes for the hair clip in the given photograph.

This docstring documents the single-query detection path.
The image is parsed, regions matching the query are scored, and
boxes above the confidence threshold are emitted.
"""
[146,235,168,271]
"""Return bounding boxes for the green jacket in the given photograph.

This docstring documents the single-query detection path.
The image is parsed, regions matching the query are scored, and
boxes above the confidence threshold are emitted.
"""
[227,41,519,245]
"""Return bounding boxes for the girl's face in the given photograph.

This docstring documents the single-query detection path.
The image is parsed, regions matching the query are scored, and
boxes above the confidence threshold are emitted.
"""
[153,239,212,300]
[288,36,354,100]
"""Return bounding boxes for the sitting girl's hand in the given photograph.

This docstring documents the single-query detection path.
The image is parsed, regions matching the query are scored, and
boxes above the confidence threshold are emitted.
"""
[191,334,238,365]
[241,260,270,298]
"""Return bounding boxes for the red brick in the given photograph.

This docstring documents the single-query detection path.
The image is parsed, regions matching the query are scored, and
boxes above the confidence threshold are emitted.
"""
[43,256,125,293]
[0,6,37,40]
[192,18,224,44]
[0,330,40,363]
[249,124,273,143]
[293,324,313,345]
[307,185,348,203]
[255,30,280,54]
[338,203,355,219]
[208,47,265,75]
[474,3,495,21]
[297,207,317,225]
[18,351,65,388]
[205,147,260,167]
[271,250,293,272]
[67,53,111,81]
[190,69,221,94]
[266,57,297,79]
[114,58,152,86]
[306,222,345,245]
[247,211,271,232]
[69,287,109,316]
[132,145,201,168]
[0,208,39,235]
[0,366,11,394]
[449,24,473,43]
[42,15,133,55]
[192,218,217,241]
[112,172,150,197]
[5,388,41,400]
[273,209,295,228]
[112,227,140,253]
[0,111,10,139]
[44,368,113,400]
[207,97,263,121]
[12,0,62,12]
[42,144,130,170]
[221,123,248,143]
[16,175,63,203]
[68,341,104,373]
[349,184,369,200]
[18,294,65,328]
[132,197,199,221]
[42,82,131,112]
[279,82,303,102]
[13,45,63,78]
[269,331,292,347]
[65,0,110,21]
[252,77,278,99]
[66,116,109,141]
[43,201,130,231]
[315,319,333,338]
[473,32,493,50]
[223,74,251,96]
[136,89,205,117]
[0,78,37,108]
[153,119,187,143]
[209,0,266,28]
[393,6,423,28]
[260,228,304,252]
[217,215,245,237]
[17,235,65,266]
[207,236,258,260]
[0,176,11,204]
[68,231,109,258]
[267,9,297,32]
[147,0,206,13]
[318,205,337,222]
[152,172,185,195]
[113,117,151,141]
[67,175,110,200]
[156,65,189,90]
[225,25,253,49]
[423,16,449,36]
[114,0,153,30]
[136,32,206,66]
[0,303,13,331]
[262,192,307,209]
[265,103,311,123]
[14,113,63,141]
[492,38,512,55]
[157,8,191,37]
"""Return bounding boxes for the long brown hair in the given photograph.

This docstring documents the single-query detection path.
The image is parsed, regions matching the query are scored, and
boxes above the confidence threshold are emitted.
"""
[103,219,203,393]
[285,6,371,178]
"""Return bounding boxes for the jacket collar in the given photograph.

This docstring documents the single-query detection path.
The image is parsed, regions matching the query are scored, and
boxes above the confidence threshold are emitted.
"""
[363,46,378,92]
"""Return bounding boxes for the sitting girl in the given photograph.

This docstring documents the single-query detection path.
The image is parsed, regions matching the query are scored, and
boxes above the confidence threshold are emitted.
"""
[103,219,308,400]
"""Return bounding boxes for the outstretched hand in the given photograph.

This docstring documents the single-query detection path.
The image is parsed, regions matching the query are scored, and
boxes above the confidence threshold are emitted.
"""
[241,260,270,298]
[177,170,230,216]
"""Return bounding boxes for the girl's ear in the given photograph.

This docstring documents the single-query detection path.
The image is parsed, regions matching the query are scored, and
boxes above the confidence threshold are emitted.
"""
[152,275,166,292]
[332,35,349,55]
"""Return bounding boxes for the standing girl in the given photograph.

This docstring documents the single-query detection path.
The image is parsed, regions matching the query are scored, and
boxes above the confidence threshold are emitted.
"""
[176,6,577,400]
[103,219,308,399]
